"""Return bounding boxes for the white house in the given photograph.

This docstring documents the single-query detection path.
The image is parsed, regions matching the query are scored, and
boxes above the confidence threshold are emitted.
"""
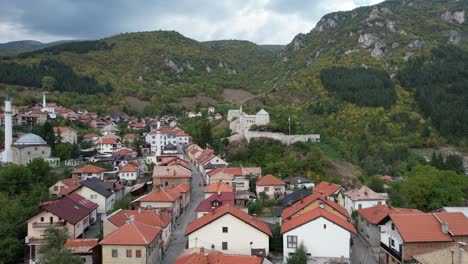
[53,126,78,144]
[71,164,107,180]
[118,163,139,181]
[95,136,123,155]
[255,174,285,199]
[344,186,388,215]
[185,204,272,256]
[281,208,357,262]
[100,124,120,136]
[132,188,182,224]
[145,126,191,155]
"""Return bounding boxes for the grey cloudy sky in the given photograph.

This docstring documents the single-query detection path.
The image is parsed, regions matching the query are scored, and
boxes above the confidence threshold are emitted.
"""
[0,0,384,44]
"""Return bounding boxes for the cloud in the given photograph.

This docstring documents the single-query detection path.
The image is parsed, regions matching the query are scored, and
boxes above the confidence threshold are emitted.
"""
[0,0,384,44]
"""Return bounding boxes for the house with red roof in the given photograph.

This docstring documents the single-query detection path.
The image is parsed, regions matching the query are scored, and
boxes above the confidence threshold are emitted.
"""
[95,136,122,154]
[196,192,235,218]
[186,204,272,256]
[104,209,172,252]
[172,183,191,213]
[25,194,98,264]
[152,165,192,189]
[281,193,350,222]
[380,212,468,264]
[53,126,78,144]
[144,126,191,155]
[344,185,388,215]
[123,133,136,143]
[313,181,345,205]
[83,133,100,142]
[71,164,107,180]
[64,239,99,264]
[100,220,162,264]
[281,207,357,262]
[204,182,233,198]
[132,188,182,223]
[49,178,81,197]
[174,248,268,264]
[356,205,422,248]
[256,174,285,199]
[118,163,139,182]
[207,167,262,191]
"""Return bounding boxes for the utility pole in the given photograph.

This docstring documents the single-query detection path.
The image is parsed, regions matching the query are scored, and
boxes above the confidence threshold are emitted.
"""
[288,116,291,136]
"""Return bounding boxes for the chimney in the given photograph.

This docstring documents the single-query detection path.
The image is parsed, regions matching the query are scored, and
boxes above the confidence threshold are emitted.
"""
[442,223,449,234]
[138,207,141,214]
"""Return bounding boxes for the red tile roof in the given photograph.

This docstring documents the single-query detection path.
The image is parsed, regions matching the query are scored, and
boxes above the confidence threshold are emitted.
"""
[71,164,107,174]
[123,134,136,139]
[158,157,190,168]
[390,213,454,242]
[281,208,357,234]
[314,181,342,196]
[99,221,161,245]
[133,188,181,203]
[57,178,81,196]
[172,183,190,194]
[196,192,235,213]
[174,250,262,264]
[107,209,171,228]
[152,165,191,178]
[83,133,98,139]
[207,167,242,177]
[113,148,134,156]
[186,204,272,236]
[281,193,349,220]
[204,182,233,193]
[434,212,468,236]
[256,174,285,186]
[64,239,98,254]
[97,137,120,144]
[120,163,138,173]
[357,205,422,225]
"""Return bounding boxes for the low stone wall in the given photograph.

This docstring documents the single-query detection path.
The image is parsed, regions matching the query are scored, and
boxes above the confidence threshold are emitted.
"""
[230,130,320,145]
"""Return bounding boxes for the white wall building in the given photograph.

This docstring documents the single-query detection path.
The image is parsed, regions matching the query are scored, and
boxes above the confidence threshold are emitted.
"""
[145,126,191,155]
[228,106,270,134]
[344,186,388,215]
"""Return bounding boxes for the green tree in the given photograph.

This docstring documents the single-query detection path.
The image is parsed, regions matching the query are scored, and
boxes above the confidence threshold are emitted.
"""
[445,153,465,174]
[367,176,385,193]
[27,158,55,186]
[55,143,72,161]
[41,76,56,91]
[287,243,308,264]
[38,227,81,264]
[270,225,283,252]
[0,164,33,195]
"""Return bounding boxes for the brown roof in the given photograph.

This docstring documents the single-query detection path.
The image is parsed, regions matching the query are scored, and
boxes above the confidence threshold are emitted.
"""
[281,193,349,220]
[256,174,285,186]
[99,221,161,245]
[97,137,120,144]
[281,208,357,234]
[71,164,107,174]
[41,196,95,225]
[123,134,136,139]
[120,163,139,173]
[133,188,181,203]
[390,213,454,242]
[357,205,422,225]
[152,165,191,178]
[314,181,342,196]
[57,178,81,196]
[344,186,388,201]
[204,182,233,193]
[107,209,171,228]
[186,204,272,236]
[64,239,98,254]
[174,249,263,264]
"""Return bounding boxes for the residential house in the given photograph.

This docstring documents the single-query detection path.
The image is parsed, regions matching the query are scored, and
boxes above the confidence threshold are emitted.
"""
[72,178,124,218]
[71,164,107,180]
[204,182,233,198]
[283,176,315,190]
[281,208,357,262]
[123,133,136,143]
[83,133,100,142]
[158,157,190,168]
[49,178,81,197]
[67,193,99,224]
[53,126,78,144]
[95,136,122,155]
[256,174,285,199]
[313,181,345,205]
[100,124,120,136]
[412,244,467,264]
[186,204,272,256]
[380,212,468,264]
[172,183,191,213]
[104,209,172,252]
[145,126,191,155]
[132,188,182,223]
[174,248,270,264]
[282,190,313,208]
[196,192,235,218]
[64,239,100,264]
[197,154,228,179]
[344,185,388,215]
[152,165,192,189]
[118,163,139,182]
[99,221,162,264]
[26,195,97,263]
[356,205,422,248]
[207,167,262,191]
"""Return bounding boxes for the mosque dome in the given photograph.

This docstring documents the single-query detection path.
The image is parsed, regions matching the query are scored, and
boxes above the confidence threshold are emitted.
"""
[14,133,47,145]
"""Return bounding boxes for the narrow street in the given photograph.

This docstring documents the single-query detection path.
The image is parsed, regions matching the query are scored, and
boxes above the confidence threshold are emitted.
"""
[350,234,379,264]
[161,160,205,264]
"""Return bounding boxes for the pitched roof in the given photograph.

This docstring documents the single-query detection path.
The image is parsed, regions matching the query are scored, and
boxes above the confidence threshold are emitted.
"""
[196,192,235,213]
[186,204,272,236]
[344,186,388,201]
[283,189,313,207]
[42,196,95,225]
[434,212,468,236]
[120,163,138,173]
[113,148,134,156]
[83,133,99,139]
[97,137,120,144]
[123,133,136,139]
[174,250,263,264]
[57,178,81,196]
[389,213,454,242]
[314,181,342,196]
[152,165,191,178]
[281,193,349,220]
[107,209,171,228]
[281,208,357,234]
[133,188,181,203]
[172,183,190,194]
[207,167,242,177]
[357,205,422,225]
[256,174,285,186]
[99,221,161,245]
[158,157,190,168]
[71,164,107,174]
[66,193,98,211]
[64,239,98,254]
[78,178,119,198]
[204,182,233,193]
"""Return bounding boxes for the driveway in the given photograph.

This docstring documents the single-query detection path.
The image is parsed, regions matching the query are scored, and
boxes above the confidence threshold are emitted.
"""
[161,160,205,264]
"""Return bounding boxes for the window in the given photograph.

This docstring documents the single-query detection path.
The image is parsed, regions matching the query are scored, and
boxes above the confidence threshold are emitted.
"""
[377,201,382,205]
[264,187,269,192]
[323,224,327,229]
[40,217,44,222]
[222,227,228,233]
[54,186,58,191]
[358,204,362,209]
[90,194,97,199]
[136,250,141,258]
[112,249,118,257]
[391,223,395,230]
[391,239,395,247]
[222,242,228,250]
[126,249,132,258]
[287,235,298,248]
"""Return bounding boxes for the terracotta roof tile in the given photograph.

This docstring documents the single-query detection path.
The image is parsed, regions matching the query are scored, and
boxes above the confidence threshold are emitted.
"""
[390,213,454,242]
[207,167,242,177]
[281,208,357,234]
[357,205,422,225]
[281,193,349,220]
[314,181,342,196]
[123,134,136,139]
[175,250,262,264]
[57,178,81,196]
[64,239,98,254]
[97,137,120,144]
[107,209,171,228]
[186,204,272,236]
[133,188,181,203]
[204,182,233,193]
[172,183,190,194]
[120,163,139,173]
[256,174,285,186]
[99,221,161,245]
[196,192,235,213]
[434,212,468,236]
[152,165,191,178]
[71,164,107,174]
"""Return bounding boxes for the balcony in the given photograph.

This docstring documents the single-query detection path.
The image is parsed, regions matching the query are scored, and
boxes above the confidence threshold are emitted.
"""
[380,242,402,262]
[32,221,66,228]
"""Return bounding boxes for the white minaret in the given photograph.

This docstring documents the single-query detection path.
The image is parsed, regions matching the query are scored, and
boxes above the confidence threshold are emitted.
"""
[42,92,47,108]
[3,94,13,163]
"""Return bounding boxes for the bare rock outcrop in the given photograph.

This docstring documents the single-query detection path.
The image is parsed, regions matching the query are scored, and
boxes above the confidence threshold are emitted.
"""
[448,30,461,44]
[441,10,465,24]
[358,33,378,48]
